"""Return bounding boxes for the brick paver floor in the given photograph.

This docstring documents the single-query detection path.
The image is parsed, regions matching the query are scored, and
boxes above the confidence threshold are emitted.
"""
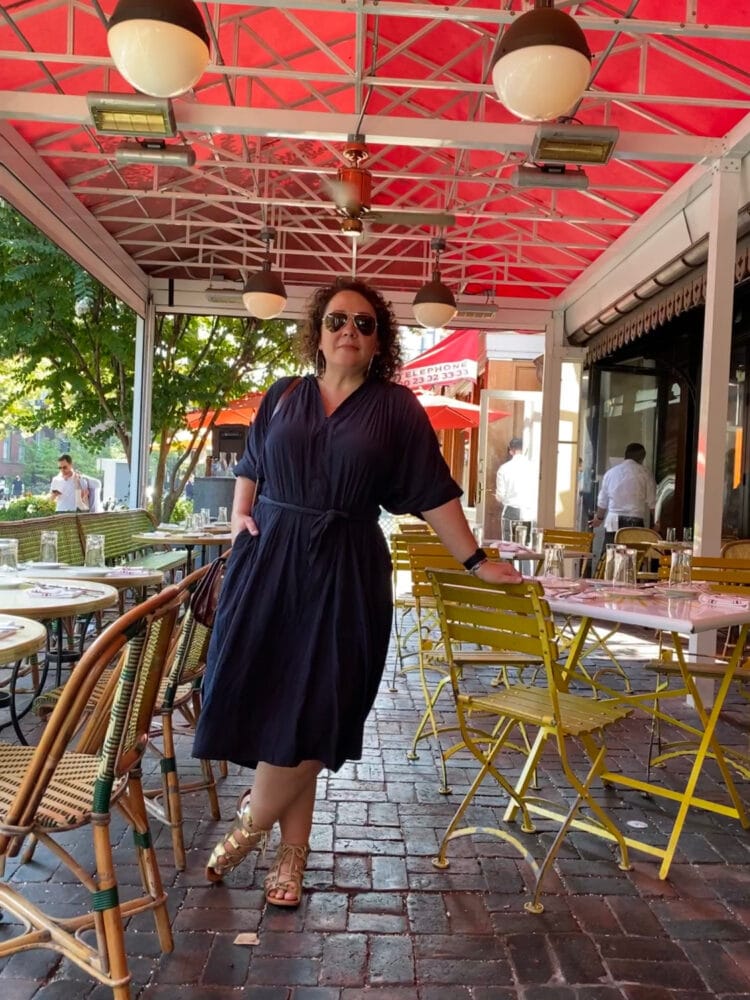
[2,624,750,998]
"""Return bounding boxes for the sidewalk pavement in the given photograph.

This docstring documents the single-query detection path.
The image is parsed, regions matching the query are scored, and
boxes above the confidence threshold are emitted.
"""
[2,628,750,998]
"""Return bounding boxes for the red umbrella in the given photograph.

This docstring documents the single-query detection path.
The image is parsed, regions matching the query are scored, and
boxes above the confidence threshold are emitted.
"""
[401,330,479,389]
[185,391,265,429]
[415,390,509,430]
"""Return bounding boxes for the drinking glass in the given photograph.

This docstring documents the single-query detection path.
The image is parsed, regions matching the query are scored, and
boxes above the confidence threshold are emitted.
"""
[543,544,564,578]
[513,522,528,547]
[0,538,18,572]
[188,513,203,531]
[530,528,542,553]
[200,507,211,527]
[39,530,58,563]
[669,548,692,587]
[665,527,676,543]
[84,533,106,567]
[604,543,617,581]
[216,506,229,525]
[682,526,693,543]
[613,547,637,586]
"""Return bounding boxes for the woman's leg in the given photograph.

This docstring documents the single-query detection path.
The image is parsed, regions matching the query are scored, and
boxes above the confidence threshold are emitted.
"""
[250,759,321,904]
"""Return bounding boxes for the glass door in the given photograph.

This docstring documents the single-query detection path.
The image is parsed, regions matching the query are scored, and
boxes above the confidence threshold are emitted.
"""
[477,389,542,543]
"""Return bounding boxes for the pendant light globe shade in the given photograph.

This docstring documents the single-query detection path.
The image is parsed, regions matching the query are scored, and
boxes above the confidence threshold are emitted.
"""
[242,265,287,320]
[107,0,210,98]
[413,279,457,329]
[491,6,591,121]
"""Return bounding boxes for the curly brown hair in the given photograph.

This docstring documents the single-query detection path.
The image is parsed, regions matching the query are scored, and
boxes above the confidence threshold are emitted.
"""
[297,278,403,381]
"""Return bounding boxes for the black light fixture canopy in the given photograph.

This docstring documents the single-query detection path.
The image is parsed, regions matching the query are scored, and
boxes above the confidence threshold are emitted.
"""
[413,238,457,329]
[492,0,591,121]
[107,0,211,98]
[243,228,287,320]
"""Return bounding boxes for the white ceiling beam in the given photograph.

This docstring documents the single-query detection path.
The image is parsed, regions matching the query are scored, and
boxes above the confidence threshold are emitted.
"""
[0,93,722,163]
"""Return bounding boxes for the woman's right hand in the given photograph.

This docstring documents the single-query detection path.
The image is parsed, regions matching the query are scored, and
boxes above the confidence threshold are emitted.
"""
[231,513,259,543]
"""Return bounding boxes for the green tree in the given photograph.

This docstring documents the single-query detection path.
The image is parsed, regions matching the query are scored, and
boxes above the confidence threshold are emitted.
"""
[0,201,299,521]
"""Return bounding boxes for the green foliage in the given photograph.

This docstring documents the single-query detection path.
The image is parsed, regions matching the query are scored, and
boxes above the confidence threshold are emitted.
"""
[0,495,56,520]
[0,200,300,523]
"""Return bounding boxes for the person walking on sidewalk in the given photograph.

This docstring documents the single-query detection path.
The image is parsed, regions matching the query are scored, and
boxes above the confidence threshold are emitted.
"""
[193,276,521,908]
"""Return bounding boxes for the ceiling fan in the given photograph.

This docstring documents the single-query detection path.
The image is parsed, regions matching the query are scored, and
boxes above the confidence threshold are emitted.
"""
[328,135,455,236]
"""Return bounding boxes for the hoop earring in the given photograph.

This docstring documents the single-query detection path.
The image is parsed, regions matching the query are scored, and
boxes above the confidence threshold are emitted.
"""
[316,349,326,375]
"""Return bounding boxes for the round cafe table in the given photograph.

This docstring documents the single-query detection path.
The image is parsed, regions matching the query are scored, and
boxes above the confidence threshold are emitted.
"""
[0,579,118,743]
[130,528,232,573]
[0,612,52,742]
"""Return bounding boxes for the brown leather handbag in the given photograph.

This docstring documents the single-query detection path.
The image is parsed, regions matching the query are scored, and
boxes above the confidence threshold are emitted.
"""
[191,551,230,628]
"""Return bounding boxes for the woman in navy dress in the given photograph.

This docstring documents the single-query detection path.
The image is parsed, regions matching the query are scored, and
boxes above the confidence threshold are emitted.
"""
[194,277,521,906]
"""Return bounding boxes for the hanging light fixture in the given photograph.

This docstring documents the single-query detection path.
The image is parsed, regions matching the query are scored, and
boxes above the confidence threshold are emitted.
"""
[413,238,457,329]
[107,0,211,99]
[243,228,287,320]
[491,0,591,122]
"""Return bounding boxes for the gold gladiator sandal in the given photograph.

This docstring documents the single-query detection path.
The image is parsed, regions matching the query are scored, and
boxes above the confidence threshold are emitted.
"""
[264,843,310,908]
[205,793,270,883]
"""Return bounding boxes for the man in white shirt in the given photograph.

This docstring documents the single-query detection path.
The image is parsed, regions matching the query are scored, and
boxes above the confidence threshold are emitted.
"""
[49,453,102,513]
[591,442,656,546]
[495,437,538,541]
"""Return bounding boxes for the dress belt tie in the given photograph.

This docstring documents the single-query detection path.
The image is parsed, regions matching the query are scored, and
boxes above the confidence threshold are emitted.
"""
[256,496,378,559]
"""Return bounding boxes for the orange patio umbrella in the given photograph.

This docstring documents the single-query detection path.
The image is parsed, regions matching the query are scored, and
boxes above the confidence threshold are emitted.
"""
[185,391,266,430]
[415,390,509,430]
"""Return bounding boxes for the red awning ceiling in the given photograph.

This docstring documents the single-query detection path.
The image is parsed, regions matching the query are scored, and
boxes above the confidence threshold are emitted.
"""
[400,331,479,390]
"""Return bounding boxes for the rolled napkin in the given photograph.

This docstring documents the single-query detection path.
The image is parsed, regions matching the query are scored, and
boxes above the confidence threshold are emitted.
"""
[27,585,86,599]
[698,592,750,610]
[0,626,21,639]
[114,566,148,576]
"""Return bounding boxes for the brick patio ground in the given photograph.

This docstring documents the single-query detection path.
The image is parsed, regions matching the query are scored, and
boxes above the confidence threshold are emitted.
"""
[2,624,750,998]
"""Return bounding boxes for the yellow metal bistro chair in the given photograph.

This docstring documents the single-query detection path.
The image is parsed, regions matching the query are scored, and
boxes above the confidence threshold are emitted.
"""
[427,568,632,913]
[647,554,750,779]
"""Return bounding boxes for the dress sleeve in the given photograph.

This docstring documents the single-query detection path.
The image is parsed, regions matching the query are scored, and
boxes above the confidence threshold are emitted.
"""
[381,385,463,515]
[233,378,296,481]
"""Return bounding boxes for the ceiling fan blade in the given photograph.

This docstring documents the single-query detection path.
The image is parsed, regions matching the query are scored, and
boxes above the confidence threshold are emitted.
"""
[366,208,455,228]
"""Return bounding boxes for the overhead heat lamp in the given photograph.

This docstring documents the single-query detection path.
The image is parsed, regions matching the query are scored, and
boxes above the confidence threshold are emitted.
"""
[242,228,287,320]
[107,0,211,98]
[491,0,591,121]
[412,237,457,330]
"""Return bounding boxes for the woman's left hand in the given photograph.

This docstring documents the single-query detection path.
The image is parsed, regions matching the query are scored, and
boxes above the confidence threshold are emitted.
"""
[475,559,523,584]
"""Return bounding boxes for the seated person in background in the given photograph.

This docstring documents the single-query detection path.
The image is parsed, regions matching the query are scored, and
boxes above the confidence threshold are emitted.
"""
[50,453,102,513]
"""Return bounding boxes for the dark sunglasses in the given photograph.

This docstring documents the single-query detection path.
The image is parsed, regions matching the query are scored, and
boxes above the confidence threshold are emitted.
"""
[323,311,377,337]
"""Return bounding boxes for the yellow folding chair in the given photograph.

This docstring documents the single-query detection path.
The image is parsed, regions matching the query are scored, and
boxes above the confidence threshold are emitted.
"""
[427,568,632,913]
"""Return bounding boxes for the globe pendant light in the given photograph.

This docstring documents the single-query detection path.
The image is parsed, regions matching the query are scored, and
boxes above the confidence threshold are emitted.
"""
[107,0,211,99]
[243,228,287,320]
[491,0,591,122]
[413,237,457,329]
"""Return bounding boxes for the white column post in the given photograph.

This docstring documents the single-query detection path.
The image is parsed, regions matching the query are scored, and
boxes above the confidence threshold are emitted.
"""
[538,310,564,528]
[690,157,740,690]
[129,293,155,510]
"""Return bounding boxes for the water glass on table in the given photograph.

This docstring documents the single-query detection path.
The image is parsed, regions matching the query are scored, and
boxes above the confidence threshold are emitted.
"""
[0,539,18,572]
[604,543,617,581]
[200,507,212,527]
[40,530,58,563]
[669,547,692,587]
[216,506,229,525]
[513,522,528,547]
[84,533,106,567]
[543,544,564,578]
[665,527,677,543]
[613,547,637,586]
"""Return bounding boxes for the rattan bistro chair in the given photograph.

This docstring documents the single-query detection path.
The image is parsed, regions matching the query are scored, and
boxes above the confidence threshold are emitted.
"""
[0,585,183,999]
[427,569,632,913]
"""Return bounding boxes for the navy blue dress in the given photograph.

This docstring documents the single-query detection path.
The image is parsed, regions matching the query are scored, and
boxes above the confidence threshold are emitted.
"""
[193,374,462,771]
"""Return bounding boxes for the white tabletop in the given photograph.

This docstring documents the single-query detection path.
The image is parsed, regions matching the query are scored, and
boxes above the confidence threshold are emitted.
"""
[131,530,232,546]
[0,579,119,620]
[541,580,750,634]
[18,564,163,590]
[0,613,47,666]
